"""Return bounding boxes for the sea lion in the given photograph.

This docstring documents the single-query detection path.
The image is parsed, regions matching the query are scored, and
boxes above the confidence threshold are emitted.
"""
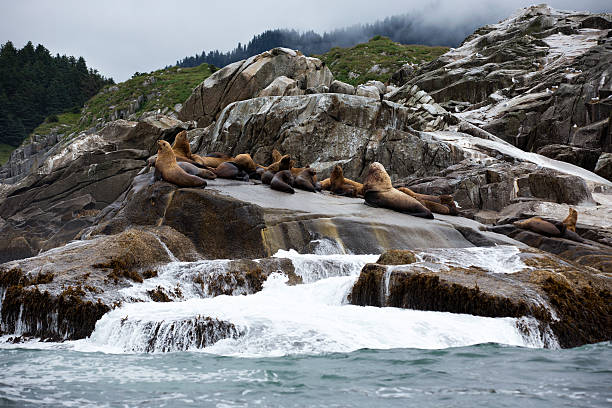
[168,131,210,168]
[294,168,319,192]
[514,217,562,237]
[563,208,577,232]
[154,140,207,187]
[264,155,292,173]
[231,153,258,174]
[270,170,295,194]
[362,162,433,219]
[175,161,216,180]
[271,149,282,163]
[397,187,457,216]
[205,152,232,159]
[193,155,231,168]
[261,170,275,185]
[323,165,363,197]
[214,161,249,181]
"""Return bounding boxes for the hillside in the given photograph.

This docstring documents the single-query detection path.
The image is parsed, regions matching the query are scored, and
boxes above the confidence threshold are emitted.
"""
[0,41,113,148]
[315,36,448,86]
[176,13,473,69]
[29,63,215,141]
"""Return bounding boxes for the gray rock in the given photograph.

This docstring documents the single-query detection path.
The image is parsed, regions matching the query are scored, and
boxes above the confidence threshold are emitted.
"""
[179,48,333,127]
[594,152,612,181]
[329,80,355,95]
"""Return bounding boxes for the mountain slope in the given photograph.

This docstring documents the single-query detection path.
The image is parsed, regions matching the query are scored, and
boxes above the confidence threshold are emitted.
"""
[315,36,447,86]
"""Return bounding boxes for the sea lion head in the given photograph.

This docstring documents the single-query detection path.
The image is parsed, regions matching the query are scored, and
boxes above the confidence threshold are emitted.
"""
[363,162,392,193]
[233,153,258,173]
[279,155,292,171]
[299,167,317,182]
[271,149,282,163]
[330,165,343,180]
[172,131,191,157]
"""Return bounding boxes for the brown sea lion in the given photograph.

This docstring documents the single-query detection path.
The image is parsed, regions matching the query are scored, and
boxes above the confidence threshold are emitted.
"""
[264,155,292,173]
[214,162,249,181]
[154,141,207,187]
[205,152,232,159]
[397,187,457,216]
[563,208,577,233]
[271,149,282,163]
[192,154,231,168]
[290,166,308,177]
[231,153,258,174]
[270,170,295,194]
[362,162,433,219]
[323,165,363,197]
[514,217,562,237]
[294,168,319,192]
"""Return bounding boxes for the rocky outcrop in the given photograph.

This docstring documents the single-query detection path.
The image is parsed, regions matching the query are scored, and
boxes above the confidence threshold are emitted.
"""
[350,249,611,348]
[179,47,333,127]
[197,94,455,179]
[391,5,612,172]
[0,116,189,263]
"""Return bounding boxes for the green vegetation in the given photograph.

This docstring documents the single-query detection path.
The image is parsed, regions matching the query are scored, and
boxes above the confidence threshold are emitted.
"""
[0,41,113,147]
[315,36,448,86]
[31,63,215,139]
[0,143,16,165]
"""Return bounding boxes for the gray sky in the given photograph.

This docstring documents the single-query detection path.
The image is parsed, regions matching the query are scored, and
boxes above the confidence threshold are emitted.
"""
[1,0,610,82]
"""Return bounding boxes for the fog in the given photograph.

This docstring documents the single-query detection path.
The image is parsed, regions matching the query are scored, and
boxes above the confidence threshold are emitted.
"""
[1,0,610,81]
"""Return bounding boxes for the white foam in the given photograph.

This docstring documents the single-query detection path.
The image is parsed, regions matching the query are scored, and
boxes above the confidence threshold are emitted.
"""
[77,272,543,356]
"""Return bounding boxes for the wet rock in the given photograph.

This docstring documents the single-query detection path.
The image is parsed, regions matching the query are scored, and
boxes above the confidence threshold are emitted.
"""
[0,226,194,340]
[179,47,333,127]
[594,153,612,181]
[350,248,612,348]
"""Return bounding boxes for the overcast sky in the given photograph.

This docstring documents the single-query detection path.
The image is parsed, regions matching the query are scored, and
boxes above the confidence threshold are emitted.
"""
[1,0,610,82]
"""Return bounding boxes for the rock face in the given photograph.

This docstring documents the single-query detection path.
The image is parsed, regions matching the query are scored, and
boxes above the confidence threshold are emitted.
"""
[197,94,455,179]
[350,249,612,348]
[0,116,188,263]
[392,5,612,172]
[179,47,333,127]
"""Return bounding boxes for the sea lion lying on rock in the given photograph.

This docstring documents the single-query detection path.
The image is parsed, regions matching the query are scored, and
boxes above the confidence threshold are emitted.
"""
[363,162,433,219]
[294,168,320,192]
[321,165,364,197]
[214,162,249,181]
[270,170,295,194]
[397,187,458,216]
[514,217,562,237]
[154,140,207,188]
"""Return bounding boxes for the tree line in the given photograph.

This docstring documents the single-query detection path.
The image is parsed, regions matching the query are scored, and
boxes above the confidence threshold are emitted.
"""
[0,41,113,146]
[176,13,471,69]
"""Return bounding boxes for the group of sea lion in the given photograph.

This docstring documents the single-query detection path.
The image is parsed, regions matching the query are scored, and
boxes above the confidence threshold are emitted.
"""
[148,132,461,219]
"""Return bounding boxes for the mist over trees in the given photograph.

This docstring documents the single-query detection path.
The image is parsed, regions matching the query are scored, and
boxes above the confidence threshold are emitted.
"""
[0,41,113,146]
[176,13,477,68]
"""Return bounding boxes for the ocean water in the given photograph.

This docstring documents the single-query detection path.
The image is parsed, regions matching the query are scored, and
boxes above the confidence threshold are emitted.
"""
[1,247,610,406]
[1,343,610,407]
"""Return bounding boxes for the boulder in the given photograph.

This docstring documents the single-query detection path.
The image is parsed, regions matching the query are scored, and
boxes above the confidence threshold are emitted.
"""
[350,248,612,348]
[355,84,381,99]
[594,152,612,181]
[257,76,302,97]
[329,80,355,95]
[536,144,601,171]
[179,48,333,127]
